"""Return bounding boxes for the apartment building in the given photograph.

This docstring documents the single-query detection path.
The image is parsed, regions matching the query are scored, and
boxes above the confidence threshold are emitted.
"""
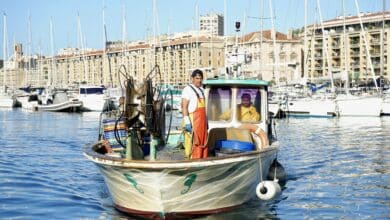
[306,11,390,84]
[226,30,302,83]
[200,14,224,36]
[17,32,225,88]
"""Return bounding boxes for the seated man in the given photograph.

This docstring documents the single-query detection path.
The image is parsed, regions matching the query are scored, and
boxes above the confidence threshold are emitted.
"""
[219,93,260,122]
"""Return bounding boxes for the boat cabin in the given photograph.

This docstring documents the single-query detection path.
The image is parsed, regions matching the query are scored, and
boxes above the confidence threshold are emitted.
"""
[204,78,271,152]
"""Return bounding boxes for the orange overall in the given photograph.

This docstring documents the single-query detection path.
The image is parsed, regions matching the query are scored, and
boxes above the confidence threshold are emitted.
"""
[184,85,208,159]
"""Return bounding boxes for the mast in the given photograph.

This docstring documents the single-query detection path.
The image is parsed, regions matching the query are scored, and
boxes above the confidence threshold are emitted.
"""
[259,0,263,79]
[269,0,278,86]
[102,1,112,86]
[121,3,127,69]
[342,0,349,94]
[167,18,172,83]
[49,18,55,87]
[2,13,8,88]
[195,3,199,67]
[380,0,386,89]
[77,13,88,84]
[304,0,307,80]
[354,0,378,92]
[152,0,157,67]
[317,0,335,93]
[224,0,227,68]
[27,12,32,86]
[39,41,42,86]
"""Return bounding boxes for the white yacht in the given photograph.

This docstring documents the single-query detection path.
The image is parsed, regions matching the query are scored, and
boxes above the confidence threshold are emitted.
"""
[0,86,17,108]
[77,85,107,112]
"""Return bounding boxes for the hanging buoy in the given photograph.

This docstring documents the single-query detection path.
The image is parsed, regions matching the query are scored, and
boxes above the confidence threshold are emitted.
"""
[256,180,281,200]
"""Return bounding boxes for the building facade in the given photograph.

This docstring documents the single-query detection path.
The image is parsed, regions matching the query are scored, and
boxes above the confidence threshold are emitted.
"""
[200,14,224,36]
[0,32,226,88]
[0,29,301,88]
[305,12,390,84]
[226,30,302,83]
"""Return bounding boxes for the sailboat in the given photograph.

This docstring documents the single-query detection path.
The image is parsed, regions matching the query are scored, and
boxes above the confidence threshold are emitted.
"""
[0,13,17,108]
[275,0,338,118]
[335,0,382,117]
[36,19,83,112]
[74,13,115,112]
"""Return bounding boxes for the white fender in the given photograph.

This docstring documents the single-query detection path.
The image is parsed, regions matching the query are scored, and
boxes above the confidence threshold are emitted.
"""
[256,180,281,200]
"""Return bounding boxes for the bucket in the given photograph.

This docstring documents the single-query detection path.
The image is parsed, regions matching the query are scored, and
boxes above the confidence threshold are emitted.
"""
[215,140,255,152]
[102,119,127,151]
[142,135,151,156]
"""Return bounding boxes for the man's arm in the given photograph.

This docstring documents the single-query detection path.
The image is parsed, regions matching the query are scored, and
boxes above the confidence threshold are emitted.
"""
[182,98,192,132]
[182,98,190,117]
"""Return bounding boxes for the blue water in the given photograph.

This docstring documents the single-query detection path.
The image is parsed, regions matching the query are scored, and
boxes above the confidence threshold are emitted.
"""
[0,109,389,219]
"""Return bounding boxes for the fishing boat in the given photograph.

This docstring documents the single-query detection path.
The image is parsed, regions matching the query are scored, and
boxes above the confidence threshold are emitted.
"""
[84,46,283,219]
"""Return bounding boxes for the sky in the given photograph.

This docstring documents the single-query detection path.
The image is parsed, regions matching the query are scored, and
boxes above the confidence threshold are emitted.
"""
[0,0,387,57]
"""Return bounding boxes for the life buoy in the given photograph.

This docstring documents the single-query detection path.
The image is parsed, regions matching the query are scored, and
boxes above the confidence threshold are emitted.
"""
[238,124,269,148]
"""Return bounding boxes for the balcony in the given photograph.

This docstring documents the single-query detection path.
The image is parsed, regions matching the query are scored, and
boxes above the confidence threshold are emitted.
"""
[332,53,340,58]
[369,50,381,57]
[351,62,360,68]
[350,52,360,57]
[350,43,360,48]
[332,43,341,48]
[370,39,380,45]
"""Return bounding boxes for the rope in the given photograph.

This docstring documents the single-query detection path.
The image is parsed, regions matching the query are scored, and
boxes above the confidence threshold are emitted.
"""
[258,151,264,183]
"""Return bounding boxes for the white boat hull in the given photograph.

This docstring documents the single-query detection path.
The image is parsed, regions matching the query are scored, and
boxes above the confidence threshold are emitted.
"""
[84,147,277,218]
[16,96,39,111]
[0,96,15,108]
[78,94,106,111]
[283,98,337,117]
[38,100,83,112]
[336,96,382,117]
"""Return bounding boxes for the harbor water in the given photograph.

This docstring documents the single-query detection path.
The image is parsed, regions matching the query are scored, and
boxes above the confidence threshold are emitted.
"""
[0,109,389,219]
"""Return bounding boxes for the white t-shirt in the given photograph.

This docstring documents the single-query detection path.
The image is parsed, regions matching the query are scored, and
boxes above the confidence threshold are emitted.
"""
[181,84,205,113]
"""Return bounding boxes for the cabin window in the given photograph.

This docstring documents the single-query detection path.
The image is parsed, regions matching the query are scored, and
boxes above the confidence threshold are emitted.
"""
[207,87,232,121]
[80,87,105,94]
[236,88,261,123]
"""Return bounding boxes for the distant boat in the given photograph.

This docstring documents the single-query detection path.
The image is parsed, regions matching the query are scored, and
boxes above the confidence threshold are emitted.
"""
[14,87,45,111]
[0,86,17,108]
[0,95,16,108]
[77,85,111,112]
[38,90,83,112]
[283,95,338,118]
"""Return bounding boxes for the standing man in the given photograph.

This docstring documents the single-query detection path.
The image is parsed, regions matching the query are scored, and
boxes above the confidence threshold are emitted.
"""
[181,69,208,159]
